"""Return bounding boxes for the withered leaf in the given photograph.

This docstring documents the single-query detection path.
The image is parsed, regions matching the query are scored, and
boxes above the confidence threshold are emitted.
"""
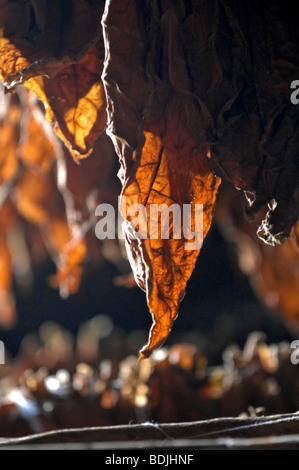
[41,44,107,159]
[0,93,20,194]
[217,187,299,336]
[102,0,221,358]
[45,217,87,298]
[0,0,107,158]
[196,1,299,244]
[0,199,17,328]
[0,88,88,302]
[16,92,88,297]
[121,132,220,359]
[0,0,298,359]
[57,126,119,232]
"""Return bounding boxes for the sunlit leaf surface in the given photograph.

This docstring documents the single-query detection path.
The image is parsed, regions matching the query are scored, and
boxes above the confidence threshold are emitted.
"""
[0,0,298,357]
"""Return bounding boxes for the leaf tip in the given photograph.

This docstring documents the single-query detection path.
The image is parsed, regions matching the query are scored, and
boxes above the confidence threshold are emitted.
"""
[137,347,152,362]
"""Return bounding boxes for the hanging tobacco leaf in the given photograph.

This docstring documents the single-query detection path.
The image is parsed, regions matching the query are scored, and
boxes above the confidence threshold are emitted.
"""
[0,0,107,158]
[0,89,88,304]
[0,199,17,327]
[102,0,221,358]
[0,0,298,359]
[216,184,299,335]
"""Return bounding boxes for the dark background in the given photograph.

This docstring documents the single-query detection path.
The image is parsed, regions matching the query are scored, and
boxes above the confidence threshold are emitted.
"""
[0,214,293,364]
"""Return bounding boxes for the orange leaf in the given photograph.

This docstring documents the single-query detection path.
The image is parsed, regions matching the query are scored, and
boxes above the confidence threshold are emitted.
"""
[121,131,220,360]
[46,218,87,298]
[0,94,20,189]
[102,0,221,358]
[0,1,107,158]
[0,88,88,298]
[0,199,18,328]
[40,45,107,159]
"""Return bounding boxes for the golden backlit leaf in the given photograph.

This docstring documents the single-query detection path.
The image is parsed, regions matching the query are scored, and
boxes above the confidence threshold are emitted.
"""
[45,218,87,298]
[0,37,30,84]
[13,168,56,226]
[15,95,88,297]
[58,130,119,232]
[0,199,17,327]
[0,1,107,158]
[102,0,221,358]
[18,93,56,173]
[0,88,88,303]
[0,94,20,189]
[121,131,220,359]
[0,237,16,328]
[14,172,88,297]
[0,47,107,159]
[0,0,297,359]
[39,45,107,159]
[11,89,59,225]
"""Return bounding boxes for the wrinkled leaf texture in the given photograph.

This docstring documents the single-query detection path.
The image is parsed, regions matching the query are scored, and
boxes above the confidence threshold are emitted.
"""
[0,0,298,358]
[0,0,107,158]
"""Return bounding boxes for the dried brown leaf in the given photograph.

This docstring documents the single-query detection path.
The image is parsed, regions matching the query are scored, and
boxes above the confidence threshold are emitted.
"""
[0,89,88,300]
[102,0,221,358]
[0,94,20,190]
[0,0,106,158]
[121,132,220,359]
[0,199,17,327]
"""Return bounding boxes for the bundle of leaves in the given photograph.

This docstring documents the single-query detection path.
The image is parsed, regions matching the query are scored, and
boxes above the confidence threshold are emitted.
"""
[0,0,298,359]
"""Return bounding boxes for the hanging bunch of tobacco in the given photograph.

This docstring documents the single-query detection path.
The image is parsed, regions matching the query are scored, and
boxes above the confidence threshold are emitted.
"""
[0,0,298,358]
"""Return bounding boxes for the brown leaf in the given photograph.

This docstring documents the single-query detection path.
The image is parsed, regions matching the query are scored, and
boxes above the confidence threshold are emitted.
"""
[0,93,20,192]
[11,89,59,225]
[216,186,299,336]
[121,132,220,359]
[0,237,16,328]
[0,0,107,158]
[46,218,87,298]
[0,199,18,328]
[16,97,88,297]
[58,131,119,232]
[0,88,88,299]
[17,91,56,172]
[41,44,107,159]
[102,0,221,358]
[1,0,297,359]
